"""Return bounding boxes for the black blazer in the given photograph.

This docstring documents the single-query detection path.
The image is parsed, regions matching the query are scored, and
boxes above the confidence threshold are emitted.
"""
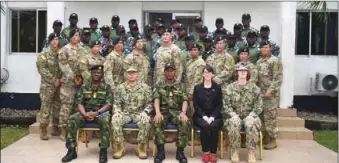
[193,82,222,119]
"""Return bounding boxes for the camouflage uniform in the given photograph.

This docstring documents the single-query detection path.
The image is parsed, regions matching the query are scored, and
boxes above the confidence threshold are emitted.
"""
[79,53,105,84]
[58,44,86,127]
[185,56,206,96]
[111,82,153,144]
[90,28,102,42]
[42,35,68,49]
[61,26,83,41]
[37,47,61,128]
[222,81,263,149]
[248,43,261,64]
[201,47,215,61]
[241,27,259,38]
[153,81,190,148]
[80,42,91,55]
[173,37,186,51]
[257,38,280,57]
[152,36,162,55]
[65,82,113,149]
[99,36,113,57]
[256,54,283,140]
[123,51,151,86]
[103,51,125,93]
[154,44,183,85]
[206,51,235,86]
[225,45,239,63]
[235,62,258,84]
[235,37,247,50]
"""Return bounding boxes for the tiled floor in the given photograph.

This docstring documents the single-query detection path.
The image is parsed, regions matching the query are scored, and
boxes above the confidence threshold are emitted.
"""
[1,134,337,163]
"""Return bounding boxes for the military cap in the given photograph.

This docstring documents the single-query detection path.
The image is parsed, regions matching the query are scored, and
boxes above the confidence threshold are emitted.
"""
[111,15,120,21]
[69,13,78,20]
[117,25,126,33]
[194,16,202,22]
[126,65,138,72]
[238,48,250,55]
[157,23,165,29]
[177,24,187,30]
[185,35,194,41]
[200,25,208,32]
[203,35,213,42]
[113,37,122,46]
[235,63,248,71]
[260,40,272,47]
[164,62,176,71]
[130,24,139,30]
[89,17,98,24]
[188,42,201,51]
[216,18,224,23]
[145,24,154,31]
[171,19,180,25]
[89,65,104,71]
[215,27,227,34]
[128,19,137,24]
[161,27,172,35]
[82,28,91,36]
[215,36,225,42]
[53,20,63,27]
[89,40,100,48]
[157,17,165,24]
[247,30,258,37]
[48,33,59,43]
[233,23,243,29]
[260,25,270,31]
[69,28,80,38]
[100,25,110,31]
[242,13,251,20]
[132,35,143,47]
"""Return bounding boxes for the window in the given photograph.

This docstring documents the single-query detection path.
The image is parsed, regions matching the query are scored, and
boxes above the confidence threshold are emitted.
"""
[10,9,47,53]
[296,11,338,56]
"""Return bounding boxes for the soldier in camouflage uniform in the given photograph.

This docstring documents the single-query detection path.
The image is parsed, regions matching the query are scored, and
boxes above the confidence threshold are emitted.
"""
[247,31,261,64]
[258,25,280,57]
[111,66,153,159]
[213,28,228,42]
[202,35,215,60]
[143,24,156,85]
[61,13,83,41]
[191,16,203,41]
[212,18,224,39]
[225,33,240,63]
[235,48,258,84]
[103,37,125,93]
[170,19,180,41]
[110,15,120,40]
[256,41,283,150]
[42,20,68,49]
[89,17,102,42]
[206,36,235,87]
[151,18,165,39]
[61,65,112,163]
[241,13,259,37]
[99,25,113,57]
[152,24,166,55]
[58,29,86,141]
[223,65,263,163]
[37,33,61,140]
[126,24,141,55]
[80,28,91,55]
[79,40,106,83]
[173,24,187,51]
[154,27,183,85]
[124,35,151,86]
[126,19,138,38]
[115,25,131,56]
[196,25,209,53]
[153,63,190,163]
[233,23,247,50]
[179,35,194,83]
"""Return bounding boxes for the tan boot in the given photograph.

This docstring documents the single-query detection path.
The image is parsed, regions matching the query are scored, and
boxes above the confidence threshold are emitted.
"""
[51,126,60,136]
[59,127,66,142]
[263,135,270,145]
[248,149,256,163]
[264,138,277,150]
[230,148,239,163]
[113,142,125,159]
[136,143,147,159]
[40,127,48,140]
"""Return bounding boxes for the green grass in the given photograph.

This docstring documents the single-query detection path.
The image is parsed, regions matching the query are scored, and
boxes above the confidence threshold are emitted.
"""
[314,130,338,152]
[1,125,29,150]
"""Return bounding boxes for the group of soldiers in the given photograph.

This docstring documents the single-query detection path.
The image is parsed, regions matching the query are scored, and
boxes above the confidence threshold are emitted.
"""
[36,12,282,163]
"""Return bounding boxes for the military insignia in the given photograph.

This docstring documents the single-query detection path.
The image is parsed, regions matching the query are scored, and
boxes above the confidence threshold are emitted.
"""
[93,92,97,98]
[169,92,173,97]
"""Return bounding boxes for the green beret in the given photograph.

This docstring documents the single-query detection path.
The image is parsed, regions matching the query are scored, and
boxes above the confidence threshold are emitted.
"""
[69,29,80,38]
[48,33,59,43]
[90,40,101,48]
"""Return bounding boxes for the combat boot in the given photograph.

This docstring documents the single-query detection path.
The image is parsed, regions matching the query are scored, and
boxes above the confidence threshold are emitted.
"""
[264,138,277,150]
[40,127,48,140]
[176,147,187,163]
[51,126,60,136]
[60,127,66,142]
[154,144,165,163]
[248,149,256,163]
[113,142,125,159]
[136,143,147,159]
[99,148,107,163]
[263,135,270,145]
[61,148,77,162]
[230,148,239,163]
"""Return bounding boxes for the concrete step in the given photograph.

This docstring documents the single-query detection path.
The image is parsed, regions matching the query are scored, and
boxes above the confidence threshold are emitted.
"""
[277,117,305,128]
[277,127,314,140]
[29,122,54,134]
[278,108,297,117]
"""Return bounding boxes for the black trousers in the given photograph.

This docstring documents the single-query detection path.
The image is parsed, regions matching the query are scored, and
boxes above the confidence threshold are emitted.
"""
[193,117,223,153]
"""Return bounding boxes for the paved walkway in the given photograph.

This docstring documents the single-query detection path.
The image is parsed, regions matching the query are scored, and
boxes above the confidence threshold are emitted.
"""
[1,134,337,163]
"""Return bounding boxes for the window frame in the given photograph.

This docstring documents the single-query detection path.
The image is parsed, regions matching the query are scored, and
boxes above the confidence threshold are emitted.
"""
[296,9,338,57]
[7,7,47,55]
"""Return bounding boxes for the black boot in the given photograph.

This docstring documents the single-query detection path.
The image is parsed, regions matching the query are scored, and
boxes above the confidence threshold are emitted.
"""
[154,144,165,163]
[176,147,187,163]
[61,148,77,162]
[99,148,107,163]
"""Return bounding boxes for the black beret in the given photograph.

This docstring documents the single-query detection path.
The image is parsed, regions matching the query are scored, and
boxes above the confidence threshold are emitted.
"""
[144,24,154,31]
[130,24,139,30]
[89,40,101,48]
[203,35,213,42]
[216,27,227,34]
[128,19,137,24]
[260,40,272,47]
[69,13,78,20]
[82,28,91,36]
[89,17,98,24]
[157,24,165,29]
[113,37,122,46]
[238,48,250,55]
[117,25,126,33]
[247,30,258,37]
[100,25,110,31]
[200,25,208,32]
[89,65,104,71]
[160,27,172,35]
[188,42,201,51]
[216,18,224,23]
[53,20,63,27]
[234,23,243,29]
[156,17,164,24]
[69,28,80,38]
[260,25,270,31]
[194,16,202,22]
[111,15,120,21]
[48,33,59,43]
[242,13,251,20]
[185,35,194,41]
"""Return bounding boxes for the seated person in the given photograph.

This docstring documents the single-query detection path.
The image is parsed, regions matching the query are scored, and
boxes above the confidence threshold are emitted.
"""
[61,65,112,163]
[153,63,189,163]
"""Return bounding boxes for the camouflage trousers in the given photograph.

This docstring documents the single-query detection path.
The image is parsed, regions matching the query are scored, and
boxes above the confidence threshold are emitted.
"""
[59,83,78,127]
[111,112,151,144]
[39,83,61,128]
[260,97,278,139]
[154,115,190,148]
[224,115,261,149]
[65,112,111,148]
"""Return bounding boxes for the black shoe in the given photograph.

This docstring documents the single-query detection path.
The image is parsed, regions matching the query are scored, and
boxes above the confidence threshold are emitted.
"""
[154,144,165,163]
[99,148,107,163]
[176,147,187,163]
[61,148,77,162]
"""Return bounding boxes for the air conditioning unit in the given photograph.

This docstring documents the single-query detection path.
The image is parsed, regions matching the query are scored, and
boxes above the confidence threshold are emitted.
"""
[314,73,338,93]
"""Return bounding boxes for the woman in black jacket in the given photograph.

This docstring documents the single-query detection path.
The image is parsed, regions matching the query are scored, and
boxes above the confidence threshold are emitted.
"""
[193,64,223,163]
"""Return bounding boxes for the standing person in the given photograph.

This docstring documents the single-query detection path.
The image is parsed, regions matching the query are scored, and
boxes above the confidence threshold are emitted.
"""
[99,25,113,57]
[246,30,261,64]
[143,24,156,86]
[235,48,258,84]
[61,13,83,41]
[241,13,259,37]
[171,19,180,40]
[225,33,240,63]
[233,23,247,50]
[37,33,61,140]
[42,20,68,49]
[191,16,203,41]
[173,24,188,51]
[80,28,91,55]
[257,41,283,150]
[202,35,215,61]
[193,65,223,163]
[258,25,280,57]
[89,17,102,42]
[110,15,120,40]
[223,65,263,163]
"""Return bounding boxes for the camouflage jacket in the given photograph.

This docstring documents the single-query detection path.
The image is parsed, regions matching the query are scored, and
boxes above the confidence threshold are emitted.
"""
[206,51,235,85]
[225,45,239,63]
[241,27,259,37]
[80,42,91,55]
[173,37,186,51]
[180,49,190,83]
[113,82,153,114]
[154,81,188,117]
[90,28,102,42]
[79,53,106,83]
[123,51,151,85]
[185,56,206,95]
[257,38,280,57]
[201,48,215,61]
[36,47,61,85]
[248,43,261,64]
[103,50,125,92]
[256,54,283,97]
[143,38,155,69]
[222,82,263,119]
[152,36,162,56]
[99,36,113,57]
[235,61,258,83]
[75,81,113,112]
[235,37,248,50]
[61,26,83,41]
[42,35,68,49]
[196,39,206,54]
[109,26,117,40]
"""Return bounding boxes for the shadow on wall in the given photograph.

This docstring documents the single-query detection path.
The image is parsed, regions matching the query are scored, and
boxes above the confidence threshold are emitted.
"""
[293,95,338,115]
